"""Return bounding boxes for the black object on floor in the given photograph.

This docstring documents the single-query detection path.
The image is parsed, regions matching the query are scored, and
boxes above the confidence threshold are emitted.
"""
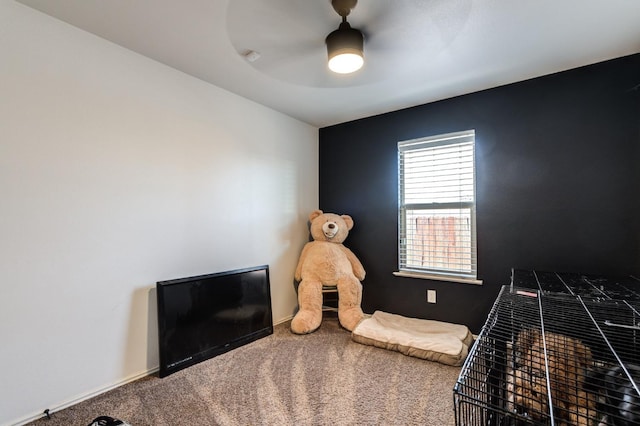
[87,416,130,426]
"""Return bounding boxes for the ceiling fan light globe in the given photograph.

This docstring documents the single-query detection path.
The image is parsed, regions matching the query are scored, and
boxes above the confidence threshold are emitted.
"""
[326,23,364,74]
[328,52,364,74]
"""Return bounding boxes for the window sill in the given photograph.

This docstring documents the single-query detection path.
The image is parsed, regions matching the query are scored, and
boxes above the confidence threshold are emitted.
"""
[393,271,483,285]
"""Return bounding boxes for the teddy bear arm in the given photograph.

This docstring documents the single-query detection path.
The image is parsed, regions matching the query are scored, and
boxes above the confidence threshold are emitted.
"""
[340,246,366,281]
[294,242,313,281]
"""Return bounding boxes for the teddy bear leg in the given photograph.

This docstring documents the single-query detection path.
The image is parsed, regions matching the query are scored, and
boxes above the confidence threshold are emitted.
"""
[291,279,323,334]
[336,277,364,331]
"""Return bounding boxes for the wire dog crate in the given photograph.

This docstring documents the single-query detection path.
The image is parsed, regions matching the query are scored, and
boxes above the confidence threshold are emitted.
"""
[453,269,640,426]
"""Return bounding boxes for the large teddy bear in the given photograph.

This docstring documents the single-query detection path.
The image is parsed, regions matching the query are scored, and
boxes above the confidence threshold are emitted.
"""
[291,209,365,334]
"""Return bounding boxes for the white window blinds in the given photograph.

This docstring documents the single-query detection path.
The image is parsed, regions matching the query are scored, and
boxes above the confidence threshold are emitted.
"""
[398,130,477,280]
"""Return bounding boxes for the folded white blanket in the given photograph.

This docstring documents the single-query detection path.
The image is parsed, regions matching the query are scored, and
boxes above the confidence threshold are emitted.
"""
[351,310,473,366]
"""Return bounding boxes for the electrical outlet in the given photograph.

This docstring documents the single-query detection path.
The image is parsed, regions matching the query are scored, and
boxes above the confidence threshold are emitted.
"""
[427,289,437,303]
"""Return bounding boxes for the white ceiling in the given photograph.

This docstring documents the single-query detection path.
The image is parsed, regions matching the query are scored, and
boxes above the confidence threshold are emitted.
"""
[18,0,640,128]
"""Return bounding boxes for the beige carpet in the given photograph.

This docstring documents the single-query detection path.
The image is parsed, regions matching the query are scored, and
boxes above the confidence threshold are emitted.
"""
[27,318,461,426]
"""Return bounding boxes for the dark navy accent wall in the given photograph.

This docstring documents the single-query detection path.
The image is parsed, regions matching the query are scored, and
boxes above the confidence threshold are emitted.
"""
[319,54,640,333]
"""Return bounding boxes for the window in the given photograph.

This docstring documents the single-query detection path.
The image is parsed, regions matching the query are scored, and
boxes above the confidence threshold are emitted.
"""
[396,130,480,284]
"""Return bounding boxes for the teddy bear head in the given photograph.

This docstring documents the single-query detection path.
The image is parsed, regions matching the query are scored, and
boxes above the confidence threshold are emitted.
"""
[308,209,354,244]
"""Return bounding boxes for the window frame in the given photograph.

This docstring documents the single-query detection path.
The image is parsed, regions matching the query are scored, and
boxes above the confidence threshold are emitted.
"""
[395,130,481,285]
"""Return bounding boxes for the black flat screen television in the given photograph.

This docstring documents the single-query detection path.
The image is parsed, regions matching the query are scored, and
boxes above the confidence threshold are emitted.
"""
[156,265,273,377]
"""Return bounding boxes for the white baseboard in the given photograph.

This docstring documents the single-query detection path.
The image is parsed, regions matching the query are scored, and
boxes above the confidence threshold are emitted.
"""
[12,368,158,426]
[274,314,293,326]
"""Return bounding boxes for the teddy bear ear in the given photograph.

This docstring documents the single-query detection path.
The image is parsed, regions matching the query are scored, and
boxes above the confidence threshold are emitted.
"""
[341,215,354,230]
[309,209,323,221]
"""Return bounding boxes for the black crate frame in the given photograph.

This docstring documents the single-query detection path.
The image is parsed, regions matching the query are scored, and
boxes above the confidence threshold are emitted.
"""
[453,270,640,426]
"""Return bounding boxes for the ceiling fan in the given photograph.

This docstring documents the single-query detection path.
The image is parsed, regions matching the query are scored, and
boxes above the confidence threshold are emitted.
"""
[226,0,459,88]
[325,0,365,74]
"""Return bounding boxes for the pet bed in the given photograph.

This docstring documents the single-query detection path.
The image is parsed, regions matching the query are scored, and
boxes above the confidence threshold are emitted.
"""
[351,310,473,366]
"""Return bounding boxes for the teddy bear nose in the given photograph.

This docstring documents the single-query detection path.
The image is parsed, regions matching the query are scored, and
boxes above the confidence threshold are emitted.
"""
[328,223,335,229]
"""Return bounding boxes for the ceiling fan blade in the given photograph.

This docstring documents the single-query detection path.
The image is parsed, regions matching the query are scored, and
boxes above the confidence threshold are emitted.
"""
[360,0,473,54]
[226,0,473,88]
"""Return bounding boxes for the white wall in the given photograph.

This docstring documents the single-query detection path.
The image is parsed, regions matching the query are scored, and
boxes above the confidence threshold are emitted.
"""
[0,2,318,425]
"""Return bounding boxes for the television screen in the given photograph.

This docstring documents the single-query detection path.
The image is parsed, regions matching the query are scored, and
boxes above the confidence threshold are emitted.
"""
[156,265,273,377]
